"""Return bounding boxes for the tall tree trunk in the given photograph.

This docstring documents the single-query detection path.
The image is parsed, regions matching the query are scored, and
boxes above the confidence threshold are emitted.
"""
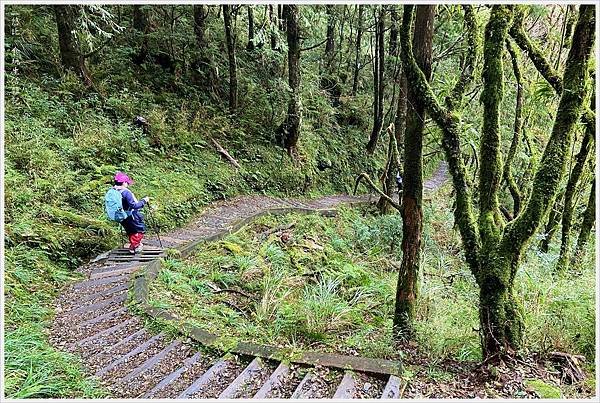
[247,6,255,51]
[389,6,399,56]
[576,178,595,254]
[556,126,593,271]
[132,5,150,65]
[366,7,385,154]
[223,5,237,112]
[324,5,335,70]
[282,5,301,157]
[54,5,92,86]
[193,5,209,54]
[269,5,277,50]
[393,4,435,340]
[351,5,364,96]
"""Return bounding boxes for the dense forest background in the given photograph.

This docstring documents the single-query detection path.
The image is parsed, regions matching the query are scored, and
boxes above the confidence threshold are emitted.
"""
[3,3,597,398]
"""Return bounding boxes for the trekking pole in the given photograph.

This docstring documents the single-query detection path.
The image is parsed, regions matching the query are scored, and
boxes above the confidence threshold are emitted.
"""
[146,203,163,249]
[120,225,128,249]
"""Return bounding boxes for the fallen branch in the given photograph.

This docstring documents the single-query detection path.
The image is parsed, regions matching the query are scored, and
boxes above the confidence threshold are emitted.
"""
[353,172,402,211]
[211,137,241,169]
[223,300,249,318]
[214,288,254,299]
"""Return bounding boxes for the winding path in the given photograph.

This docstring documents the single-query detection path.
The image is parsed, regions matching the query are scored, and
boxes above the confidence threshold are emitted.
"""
[50,163,448,399]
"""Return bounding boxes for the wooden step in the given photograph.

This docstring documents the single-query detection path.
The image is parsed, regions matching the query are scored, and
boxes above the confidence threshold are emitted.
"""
[142,351,203,398]
[253,362,290,399]
[78,307,127,327]
[96,333,164,377]
[90,265,142,280]
[72,275,129,290]
[380,375,402,399]
[290,372,315,399]
[66,293,126,315]
[218,357,264,399]
[177,358,229,398]
[121,339,181,382]
[332,371,357,399]
[75,318,137,347]
[76,283,129,304]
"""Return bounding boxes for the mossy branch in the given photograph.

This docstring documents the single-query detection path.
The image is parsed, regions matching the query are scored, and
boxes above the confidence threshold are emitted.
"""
[502,5,595,254]
[503,38,523,217]
[353,173,402,211]
[445,5,479,112]
[479,5,513,240]
[510,6,595,132]
[401,5,480,273]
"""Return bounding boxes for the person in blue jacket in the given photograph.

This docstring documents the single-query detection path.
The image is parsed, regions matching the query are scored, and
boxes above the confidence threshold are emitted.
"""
[114,172,149,253]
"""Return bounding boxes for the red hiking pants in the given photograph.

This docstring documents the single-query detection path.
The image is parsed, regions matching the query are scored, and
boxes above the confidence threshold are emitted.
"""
[128,233,144,250]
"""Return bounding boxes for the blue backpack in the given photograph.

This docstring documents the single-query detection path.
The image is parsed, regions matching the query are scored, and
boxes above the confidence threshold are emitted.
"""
[104,188,130,222]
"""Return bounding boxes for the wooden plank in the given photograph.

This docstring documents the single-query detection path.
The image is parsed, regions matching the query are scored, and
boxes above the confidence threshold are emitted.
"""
[121,339,181,382]
[72,275,128,290]
[380,375,402,399]
[75,318,137,347]
[89,328,146,359]
[252,362,290,399]
[228,340,402,376]
[142,351,203,398]
[177,358,229,398]
[90,265,142,280]
[332,371,357,399]
[67,293,126,315]
[218,357,264,399]
[290,372,315,399]
[78,307,127,327]
[76,283,129,304]
[95,333,163,377]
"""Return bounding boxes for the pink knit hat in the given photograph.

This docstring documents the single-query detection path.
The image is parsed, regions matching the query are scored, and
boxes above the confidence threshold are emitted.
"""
[114,171,134,184]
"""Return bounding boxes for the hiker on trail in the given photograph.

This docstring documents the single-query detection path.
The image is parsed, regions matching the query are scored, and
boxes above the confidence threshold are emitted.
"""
[113,172,150,254]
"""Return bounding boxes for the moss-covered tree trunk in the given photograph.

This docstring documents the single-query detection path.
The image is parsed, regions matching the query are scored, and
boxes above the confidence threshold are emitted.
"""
[54,5,92,86]
[556,127,593,271]
[223,5,237,112]
[498,4,595,354]
[193,5,208,52]
[282,5,301,157]
[393,4,435,340]
[576,178,595,254]
[476,5,521,356]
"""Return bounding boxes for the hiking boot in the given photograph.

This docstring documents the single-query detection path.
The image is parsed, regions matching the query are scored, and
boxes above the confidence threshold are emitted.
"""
[134,243,144,253]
